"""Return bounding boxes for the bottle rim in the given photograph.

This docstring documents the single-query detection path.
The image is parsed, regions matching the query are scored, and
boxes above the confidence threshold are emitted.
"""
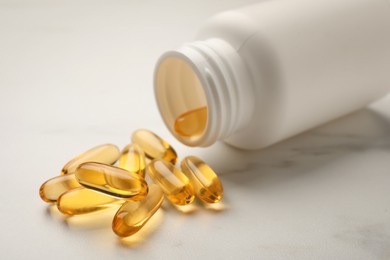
[154,39,254,147]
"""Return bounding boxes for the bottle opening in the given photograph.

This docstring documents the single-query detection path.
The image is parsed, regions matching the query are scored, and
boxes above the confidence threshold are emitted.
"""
[154,55,209,146]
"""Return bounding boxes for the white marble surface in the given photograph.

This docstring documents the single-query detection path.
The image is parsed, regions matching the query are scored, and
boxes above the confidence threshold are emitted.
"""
[0,0,389,259]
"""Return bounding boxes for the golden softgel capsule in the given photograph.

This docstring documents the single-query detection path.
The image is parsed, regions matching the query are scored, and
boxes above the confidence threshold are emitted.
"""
[174,106,207,137]
[61,144,120,175]
[75,162,148,200]
[57,187,124,215]
[132,129,177,164]
[112,184,164,237]
[39,174,81,203]
[147,159,194,205]
[118,144,146,177]
[181,156,223,203]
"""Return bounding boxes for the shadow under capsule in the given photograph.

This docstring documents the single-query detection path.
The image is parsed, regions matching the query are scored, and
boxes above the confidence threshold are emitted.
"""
[201,199,229,213]
[45,205,69,223]
[171,202,200,214]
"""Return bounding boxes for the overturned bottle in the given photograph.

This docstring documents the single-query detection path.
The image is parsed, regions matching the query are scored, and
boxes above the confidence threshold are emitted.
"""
[154,0,390,149]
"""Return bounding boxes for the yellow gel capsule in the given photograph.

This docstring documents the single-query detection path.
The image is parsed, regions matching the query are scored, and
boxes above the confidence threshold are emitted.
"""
[39,174,81,204]
[57,187,125,215]
[61,144,120,175]
[75,162,148,200]
[181,156,224,203]
[131,129,178,164]
[112,184,164,237]
[118,144,146,178]
[147,159,194,205]
[174,106,207,137]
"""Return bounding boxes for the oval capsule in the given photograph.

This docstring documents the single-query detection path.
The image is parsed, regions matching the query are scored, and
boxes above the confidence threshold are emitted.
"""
[181,156,223,203]
[61,144,120,175]
[112,184,164,237]
[57,187,125,215]
[118,144,146,178]
[75,162,148,200]
[147,159,194,205]
[174,106,208,137]
[39,174,81,203]
[132,129,178,164]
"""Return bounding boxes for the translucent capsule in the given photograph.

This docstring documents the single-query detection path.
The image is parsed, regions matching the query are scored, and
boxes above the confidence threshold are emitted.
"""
[181,156,223,203]
[57,187,125,215]
[75,162,148,200]
[112,184,164,237]
[147,159,194,205]
[39,174,81,203]
[61,144,120,175]
[118,144,146,178]
[132,129,178,164]
[174,106,207,137]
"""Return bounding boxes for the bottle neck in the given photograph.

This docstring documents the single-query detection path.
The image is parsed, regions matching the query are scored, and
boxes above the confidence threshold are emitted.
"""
[154,38,254,147]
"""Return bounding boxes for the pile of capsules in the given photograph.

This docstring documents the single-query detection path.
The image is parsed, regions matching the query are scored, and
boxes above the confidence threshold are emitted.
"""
[39,129,223,237]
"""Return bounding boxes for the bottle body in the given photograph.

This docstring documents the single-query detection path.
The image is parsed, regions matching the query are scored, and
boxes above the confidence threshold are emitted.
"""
[154,0,390,150]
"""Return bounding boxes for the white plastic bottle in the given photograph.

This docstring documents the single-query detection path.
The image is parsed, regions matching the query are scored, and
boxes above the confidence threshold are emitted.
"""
[154,0,390,150]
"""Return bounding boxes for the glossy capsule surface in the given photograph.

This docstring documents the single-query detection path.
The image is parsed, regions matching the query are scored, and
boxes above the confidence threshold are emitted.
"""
[174,106,207,137]
[75,162,148,200]
[181,156,223,203]
[39,174,81,203]
[61,144,120,175]
[112,184,164,237]
[147,159,194,205]
[118,144,146,177]
[132,129,178,164]
[57,187,125,215]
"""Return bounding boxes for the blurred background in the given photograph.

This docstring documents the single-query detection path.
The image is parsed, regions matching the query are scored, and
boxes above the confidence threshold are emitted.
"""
[0,0,259,138]
[1,0,389,259]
